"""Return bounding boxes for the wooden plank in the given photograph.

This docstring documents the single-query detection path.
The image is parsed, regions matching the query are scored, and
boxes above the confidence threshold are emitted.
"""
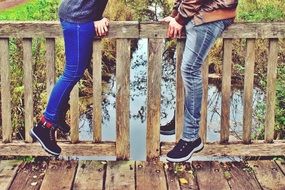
[93,40,102,143]
[136,161,167,190]
[73,161,105,190]
[0,38,12,143]
[220,162,261,190]
[0,21,139,38]
[146,39,164,161]
[0,160,22,190]
[265,39,278,143]
[200,58,209,142]
[175,39,185,142]
[40,160,77,190]
[166,162,198,190]
[23,38,33,143]
[161,140,285,157]
[9,161,47,190]
[243,39,255,144]
[45,38,56,97]
[193,161,230,190]
[105,161,135,190]
[275,160,285,174]
[220,39,232,143]
[248,160,285,190]
[164,163,180,190]
[70,84,79,143]
[0,141,116,156]
[115,39,131,160]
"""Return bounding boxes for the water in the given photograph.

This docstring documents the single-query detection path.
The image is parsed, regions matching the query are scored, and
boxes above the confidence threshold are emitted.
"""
[77,39,265,161]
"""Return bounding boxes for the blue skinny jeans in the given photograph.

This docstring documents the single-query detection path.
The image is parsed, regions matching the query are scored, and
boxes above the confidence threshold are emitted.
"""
[181,19,233,141]
[44,20,95,124]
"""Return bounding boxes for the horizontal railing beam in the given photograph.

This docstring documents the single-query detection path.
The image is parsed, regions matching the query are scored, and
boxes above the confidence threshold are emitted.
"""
[0,21,285,38]
[0,141,116,156]
[161,141,285,157]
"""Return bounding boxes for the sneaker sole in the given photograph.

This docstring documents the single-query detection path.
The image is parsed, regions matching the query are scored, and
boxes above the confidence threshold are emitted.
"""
[30,129,61,156]
[166,142,204,163]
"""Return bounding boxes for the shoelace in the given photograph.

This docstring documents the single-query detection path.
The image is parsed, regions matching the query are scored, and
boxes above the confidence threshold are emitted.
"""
[49,127,56,142]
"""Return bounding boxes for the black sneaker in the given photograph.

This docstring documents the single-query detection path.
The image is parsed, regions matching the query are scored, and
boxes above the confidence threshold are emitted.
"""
[166,137,204,162]
[58,122,70,134]
[30,117,61,156]
[160,115,175,135]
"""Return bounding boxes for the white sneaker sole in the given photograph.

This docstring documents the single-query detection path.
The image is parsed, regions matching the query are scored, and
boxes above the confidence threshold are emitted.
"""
[30,129,60,156]
[166,142,204,162]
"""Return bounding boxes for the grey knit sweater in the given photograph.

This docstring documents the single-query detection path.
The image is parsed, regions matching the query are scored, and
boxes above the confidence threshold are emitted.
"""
[59,0,108,23]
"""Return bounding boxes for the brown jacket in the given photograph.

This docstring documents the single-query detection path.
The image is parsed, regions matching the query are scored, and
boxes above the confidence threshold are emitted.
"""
[171,0,238,25]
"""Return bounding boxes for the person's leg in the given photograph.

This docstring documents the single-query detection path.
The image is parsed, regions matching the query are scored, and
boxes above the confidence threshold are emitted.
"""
[167,19,233,162]
[44,20,95,125]
[30,20,95,156]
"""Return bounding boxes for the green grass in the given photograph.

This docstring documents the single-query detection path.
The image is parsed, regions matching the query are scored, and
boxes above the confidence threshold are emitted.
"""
[0,0,60,21]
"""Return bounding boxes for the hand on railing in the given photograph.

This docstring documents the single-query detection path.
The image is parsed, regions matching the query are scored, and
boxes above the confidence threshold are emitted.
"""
[95,17,109,37]
[161,16,183,39]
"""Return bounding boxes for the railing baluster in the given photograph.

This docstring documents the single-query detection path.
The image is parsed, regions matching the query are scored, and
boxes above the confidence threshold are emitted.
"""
[0,38,12,143]
[175,40,185,142]
[220,39,233,143]
[265,39,278,143]
[116,39,131,160]
[23,38,34,143]
[23,38,33,142]
[46,38,56,97]
[146,38,164,161]
[243,39,255,144]
[70,84,79,143]
[93,40,102,142]
[200,58,209,143]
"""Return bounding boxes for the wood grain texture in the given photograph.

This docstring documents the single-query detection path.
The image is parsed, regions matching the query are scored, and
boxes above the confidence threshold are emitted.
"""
[40,160,77,190]
[0,160,21,190]
[248,160,285,190]
[9,162,47,190]
[175,40,185,142]
[93,40,102,142]
[194,161,230,190]
[136,161,167,190]
[146,39,164,161]
[275,160,285,174]
[164,163,180,190]
[220,39,233,143]
[0,141,116,156]
[70,84,79,143]
[243,39,255,144]
[105,161,135,190]
[265,39,278,143]
[1,22,284,38]
[23,38,34,143]
[220,162,261,190]
[161,141,285,157]
[73,161,105,190]
[0,38,12,143]
[200,58,209,143]
[45,38,56,97]
[115,39,131,160]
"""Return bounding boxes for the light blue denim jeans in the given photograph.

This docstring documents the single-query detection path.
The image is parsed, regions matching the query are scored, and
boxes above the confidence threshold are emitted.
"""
[181,19,233,141]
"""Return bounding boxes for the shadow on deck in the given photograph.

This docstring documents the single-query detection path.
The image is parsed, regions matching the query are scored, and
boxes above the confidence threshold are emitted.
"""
[0,159,284,190]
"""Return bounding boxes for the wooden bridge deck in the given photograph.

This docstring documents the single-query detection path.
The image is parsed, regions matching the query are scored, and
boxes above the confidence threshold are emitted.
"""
[0,159,284,190]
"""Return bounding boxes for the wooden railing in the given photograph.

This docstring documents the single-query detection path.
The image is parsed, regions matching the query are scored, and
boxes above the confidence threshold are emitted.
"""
[0,21,284,160]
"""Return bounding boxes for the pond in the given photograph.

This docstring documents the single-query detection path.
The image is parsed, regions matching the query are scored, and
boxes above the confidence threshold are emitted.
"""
[73,39,265,161]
